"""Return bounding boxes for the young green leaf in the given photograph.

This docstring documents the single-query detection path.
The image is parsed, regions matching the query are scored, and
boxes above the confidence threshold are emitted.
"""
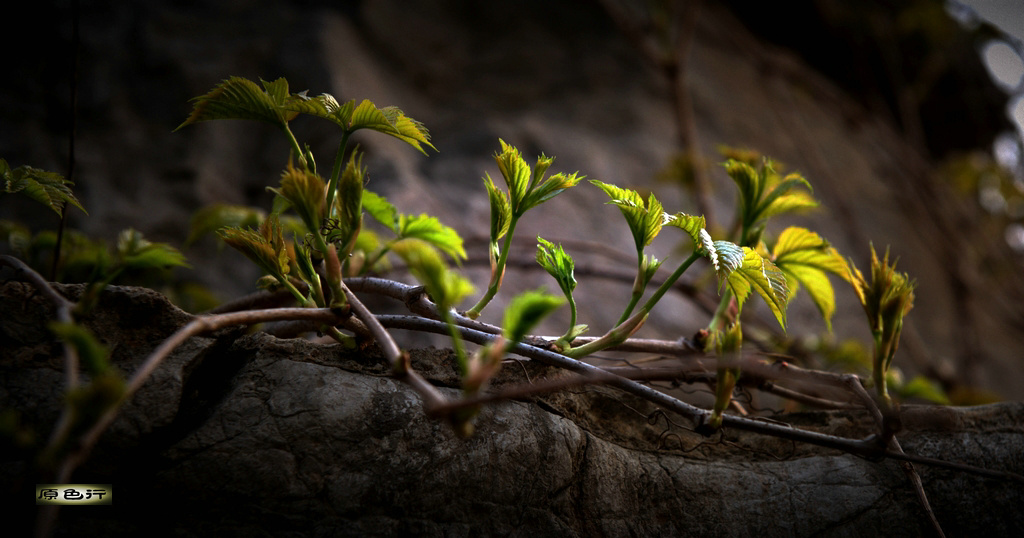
[846,244,916,404]
[705,238,745,278]
[396,214,466,262]
[522,171,584,211]
[392,238,474,311]
[483,175,512,242]
[218,216,292,283]
[536,237,577,298]
[349,100,435,154]
[310,95,435,154]
[502,289,565,344]
[362,190,400,233]
[2,159,86,216]
[176,76,301,130]
[590,180,664,253]
[770,226,847,331]
[493,140,532,213]
[663,212,706,248]
[724,247,789,330]
[268,162,327,234]
[723,158,817,242]
[116,228,190,271]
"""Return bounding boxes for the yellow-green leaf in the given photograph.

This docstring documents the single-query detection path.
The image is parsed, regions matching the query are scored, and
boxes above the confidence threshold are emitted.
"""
[726,247,789,330]
[176,76,299,130]
[771,227,847,331]
[397,214,466,261]
[663,212,707,249]
[590,180,664,251]
[392,238,474,310]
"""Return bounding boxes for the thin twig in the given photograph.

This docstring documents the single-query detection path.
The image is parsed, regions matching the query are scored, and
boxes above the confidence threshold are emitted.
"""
[339,280,448,410]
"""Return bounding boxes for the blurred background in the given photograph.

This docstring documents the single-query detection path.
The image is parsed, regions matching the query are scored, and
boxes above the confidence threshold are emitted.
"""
[3,0,1024,401]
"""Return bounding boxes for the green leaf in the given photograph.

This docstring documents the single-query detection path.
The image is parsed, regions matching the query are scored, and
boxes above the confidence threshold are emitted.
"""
[522,171,584,212]
[494,139,532,213]
[362,190,400,232]
[663,212,707,248]
[313,98,435,154]
[176,76,300,130]
[502,289,565,344]
[723,158,816,237]
[116,228,189,270]
[705,238,745,278]
[268,162,327,234]
[483,174,512,242]
[771,227,847,331]
[2,160,86,216]
[725,247,789,330]
[186,204,266,246]
[218,215,291,282]
[396,214,466,261]
[392,238,474,310]
[331,152,366,253]
[759,188,818,221]
[536,237,577,298]
[590,180,664,252]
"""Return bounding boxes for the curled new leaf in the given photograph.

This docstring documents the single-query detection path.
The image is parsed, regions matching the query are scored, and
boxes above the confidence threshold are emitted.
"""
[268,162,327,234]
[493,140,532,212]
[218,215,292,283]
[483,175,512,242]
[332,151,366,254]
[846,244,916,403]
[536,237,576,298]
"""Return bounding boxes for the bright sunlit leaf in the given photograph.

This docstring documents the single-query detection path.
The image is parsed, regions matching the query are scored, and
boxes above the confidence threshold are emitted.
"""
[771,226,847,331]
[590,180,664,253]
[396,214,466,261]
[536,237,576,298]
[362,190,399,233]
[725,247,789,330]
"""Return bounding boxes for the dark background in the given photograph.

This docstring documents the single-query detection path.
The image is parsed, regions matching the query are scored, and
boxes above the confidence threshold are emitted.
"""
[3,0,1024,399]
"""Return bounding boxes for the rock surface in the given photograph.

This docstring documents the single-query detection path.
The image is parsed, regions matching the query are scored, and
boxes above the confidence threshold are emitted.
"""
[2,283,1022,537]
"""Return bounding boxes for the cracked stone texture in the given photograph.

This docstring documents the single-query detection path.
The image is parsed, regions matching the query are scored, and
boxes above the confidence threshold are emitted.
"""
[2,283,1023,537]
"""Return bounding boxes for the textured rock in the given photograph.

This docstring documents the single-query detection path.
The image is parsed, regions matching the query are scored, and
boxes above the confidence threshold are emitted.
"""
[2,283,1022,537]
